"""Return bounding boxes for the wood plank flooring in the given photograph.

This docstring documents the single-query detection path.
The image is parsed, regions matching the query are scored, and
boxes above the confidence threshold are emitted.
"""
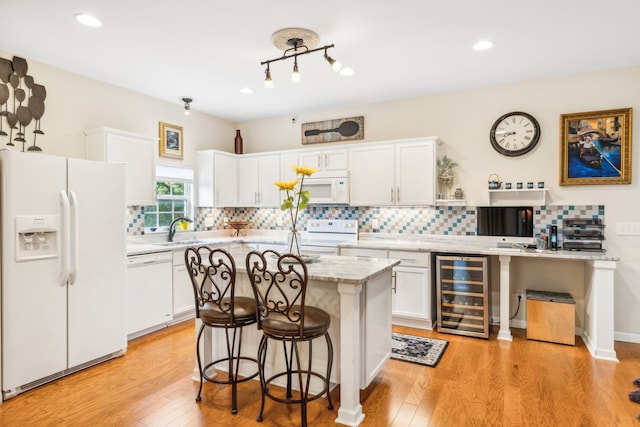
[1,320,639,426]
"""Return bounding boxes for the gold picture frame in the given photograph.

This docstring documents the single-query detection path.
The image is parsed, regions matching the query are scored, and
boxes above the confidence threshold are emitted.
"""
[559,108,632,186]
[159,122,183,160]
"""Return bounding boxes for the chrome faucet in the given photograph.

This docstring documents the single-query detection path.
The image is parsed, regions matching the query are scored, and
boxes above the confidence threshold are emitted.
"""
[168,217,192,242]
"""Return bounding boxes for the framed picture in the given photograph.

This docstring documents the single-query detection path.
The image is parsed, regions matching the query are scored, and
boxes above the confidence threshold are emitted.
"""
[301,116,364,145]
[559,108,632,186]
[159,122,183,160]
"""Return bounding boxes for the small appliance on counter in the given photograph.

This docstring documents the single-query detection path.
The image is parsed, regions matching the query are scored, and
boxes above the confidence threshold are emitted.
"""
[562,218,605,252]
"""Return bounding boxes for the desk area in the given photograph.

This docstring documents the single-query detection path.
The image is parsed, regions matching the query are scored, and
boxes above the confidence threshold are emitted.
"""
[341,235,619,362]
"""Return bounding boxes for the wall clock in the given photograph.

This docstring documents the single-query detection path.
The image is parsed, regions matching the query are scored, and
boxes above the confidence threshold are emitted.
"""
[489,111,541,156]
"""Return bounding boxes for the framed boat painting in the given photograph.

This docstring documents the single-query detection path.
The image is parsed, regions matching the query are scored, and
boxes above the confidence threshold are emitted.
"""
[159,122,183,160]
[559,108,632,186]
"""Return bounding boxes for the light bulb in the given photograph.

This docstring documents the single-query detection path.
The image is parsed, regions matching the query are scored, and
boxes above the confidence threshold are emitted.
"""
[264,66,274,89]
[291,59,301,83]
[324,52,342,72]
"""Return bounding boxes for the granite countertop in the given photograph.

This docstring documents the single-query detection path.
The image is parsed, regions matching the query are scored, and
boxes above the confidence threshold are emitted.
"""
[343,233,619,262]
[237,254,399,285]
[127,229,619,262]
[126,230,288,256]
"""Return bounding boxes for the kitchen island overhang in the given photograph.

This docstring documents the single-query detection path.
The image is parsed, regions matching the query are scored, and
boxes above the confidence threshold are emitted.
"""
[196,254,400,427]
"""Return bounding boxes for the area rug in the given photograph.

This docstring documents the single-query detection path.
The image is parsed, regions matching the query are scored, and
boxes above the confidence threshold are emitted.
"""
[391,332,448,367]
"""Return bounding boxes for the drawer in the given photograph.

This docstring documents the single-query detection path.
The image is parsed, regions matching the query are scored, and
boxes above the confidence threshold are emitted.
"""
[388,250,429,268]
[340,247,387,259]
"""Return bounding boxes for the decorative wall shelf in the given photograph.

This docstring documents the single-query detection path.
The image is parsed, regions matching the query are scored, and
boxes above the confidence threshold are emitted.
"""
[488,188,548,206]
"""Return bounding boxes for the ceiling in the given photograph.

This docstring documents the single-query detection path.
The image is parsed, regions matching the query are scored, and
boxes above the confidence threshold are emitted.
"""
[2,0,640,122]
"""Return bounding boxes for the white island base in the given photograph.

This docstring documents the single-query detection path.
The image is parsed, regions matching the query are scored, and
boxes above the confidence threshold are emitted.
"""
[196,255,400,426]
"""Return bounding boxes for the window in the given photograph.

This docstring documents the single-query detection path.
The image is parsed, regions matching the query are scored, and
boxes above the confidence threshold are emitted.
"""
[144,166,193,233]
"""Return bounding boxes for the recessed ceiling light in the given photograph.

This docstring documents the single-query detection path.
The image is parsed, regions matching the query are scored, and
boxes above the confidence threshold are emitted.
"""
[75,13,102,28]
[473,40,494,51]
[339,67,355,76]
[240,87,254,95]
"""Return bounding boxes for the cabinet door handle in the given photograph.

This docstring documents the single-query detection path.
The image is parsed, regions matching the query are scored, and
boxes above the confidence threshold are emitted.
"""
[318,154,322,168]
[397,187,400,203]
[390,188,394,203]
[324,153,329,168]
[215,191,219,204]
[391,272,397,294]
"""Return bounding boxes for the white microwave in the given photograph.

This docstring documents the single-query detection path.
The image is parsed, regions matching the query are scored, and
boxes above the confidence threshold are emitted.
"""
[301,171,350,205]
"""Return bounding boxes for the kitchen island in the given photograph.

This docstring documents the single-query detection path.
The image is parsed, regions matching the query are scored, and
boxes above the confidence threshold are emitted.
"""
[197,254,400,427]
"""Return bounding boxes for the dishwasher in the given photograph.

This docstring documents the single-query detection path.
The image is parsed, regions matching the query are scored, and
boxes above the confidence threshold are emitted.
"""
[126,251,173,339]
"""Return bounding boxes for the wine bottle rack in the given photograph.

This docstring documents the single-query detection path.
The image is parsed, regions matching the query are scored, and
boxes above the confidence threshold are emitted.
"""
[436,255,489,339]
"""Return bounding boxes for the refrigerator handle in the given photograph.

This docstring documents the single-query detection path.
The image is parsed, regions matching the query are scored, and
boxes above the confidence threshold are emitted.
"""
[59,190,71,285]
[69,190,80,285]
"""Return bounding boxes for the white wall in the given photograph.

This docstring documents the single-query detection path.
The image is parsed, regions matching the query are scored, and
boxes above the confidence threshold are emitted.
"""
[238,66,640,341]
[0,50,237,168]
[3,50,637,341]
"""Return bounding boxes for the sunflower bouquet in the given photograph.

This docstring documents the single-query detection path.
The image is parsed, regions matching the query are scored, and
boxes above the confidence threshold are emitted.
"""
[274,165,317,255]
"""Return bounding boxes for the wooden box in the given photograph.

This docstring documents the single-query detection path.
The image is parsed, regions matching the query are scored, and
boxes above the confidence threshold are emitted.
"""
[526,290,575,345]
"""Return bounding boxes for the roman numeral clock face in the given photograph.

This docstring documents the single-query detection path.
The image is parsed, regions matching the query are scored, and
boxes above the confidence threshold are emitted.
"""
[489,112,541,156]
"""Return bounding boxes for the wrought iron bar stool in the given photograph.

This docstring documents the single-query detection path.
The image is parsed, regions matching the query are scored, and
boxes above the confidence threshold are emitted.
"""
[245,249,334,427]
[184,246,259,414]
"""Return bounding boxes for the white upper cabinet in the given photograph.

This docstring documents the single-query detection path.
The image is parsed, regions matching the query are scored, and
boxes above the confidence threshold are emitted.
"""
[280,152,299,181]
[349,137,438,206]
[85,127,156,206]
[238,154,281,207]
[299,148,349,171]
[349,144,395,206]
[196,150,238,207]
[395,140,436,205]
[195,137,438,209]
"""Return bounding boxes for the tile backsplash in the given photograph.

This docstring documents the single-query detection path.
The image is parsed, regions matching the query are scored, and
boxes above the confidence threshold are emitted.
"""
[127,204,604,240]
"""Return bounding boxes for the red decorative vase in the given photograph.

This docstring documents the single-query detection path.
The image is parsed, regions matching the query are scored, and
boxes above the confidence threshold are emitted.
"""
[234,129,243,154]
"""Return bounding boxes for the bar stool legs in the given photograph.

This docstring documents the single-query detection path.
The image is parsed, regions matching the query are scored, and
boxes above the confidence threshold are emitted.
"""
[255,332,334,426]
[195,322,258,414]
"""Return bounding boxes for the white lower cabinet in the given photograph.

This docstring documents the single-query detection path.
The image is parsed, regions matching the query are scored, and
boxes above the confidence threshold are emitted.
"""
[126,251,173,339]
[172,250,195,320]
[172,243,231,321]
[339,247,434,330]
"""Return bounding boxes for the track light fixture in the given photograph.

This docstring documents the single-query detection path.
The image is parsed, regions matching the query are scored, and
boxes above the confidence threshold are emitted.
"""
[261,28,340,87]
[182,97,192,115]
[323,48,342,72]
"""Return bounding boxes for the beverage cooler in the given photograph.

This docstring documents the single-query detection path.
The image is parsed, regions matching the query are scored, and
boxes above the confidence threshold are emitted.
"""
[435,255,489,339]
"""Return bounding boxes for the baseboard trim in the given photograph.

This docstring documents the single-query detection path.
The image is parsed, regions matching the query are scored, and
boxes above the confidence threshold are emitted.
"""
[614,331,640,343]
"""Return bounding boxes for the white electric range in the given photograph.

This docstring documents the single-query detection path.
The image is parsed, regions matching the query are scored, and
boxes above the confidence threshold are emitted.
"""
[300,219,359,255]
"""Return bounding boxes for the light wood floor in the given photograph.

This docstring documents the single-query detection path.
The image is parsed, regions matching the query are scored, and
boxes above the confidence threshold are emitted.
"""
[1,320,639,426]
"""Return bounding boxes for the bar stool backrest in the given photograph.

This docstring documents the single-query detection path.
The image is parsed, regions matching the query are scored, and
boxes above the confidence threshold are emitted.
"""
[245,249,308,336]
[184,246,237,323]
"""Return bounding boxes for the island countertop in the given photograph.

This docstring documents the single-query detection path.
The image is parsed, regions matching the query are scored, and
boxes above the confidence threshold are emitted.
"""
[273,255,400,284]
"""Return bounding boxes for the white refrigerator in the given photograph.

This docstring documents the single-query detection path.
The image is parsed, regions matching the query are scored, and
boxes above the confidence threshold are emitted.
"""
[0,150,127,399]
